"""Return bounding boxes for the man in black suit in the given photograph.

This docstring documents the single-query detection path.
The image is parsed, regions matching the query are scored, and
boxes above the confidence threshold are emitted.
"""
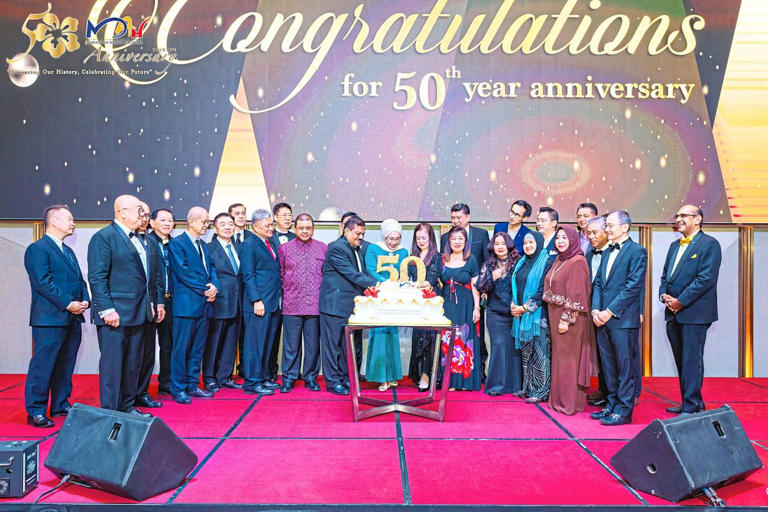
[23,205,90,427]
[147,208,175,395]
[319,216,378,395]
[660,205,721,415]
[168,206,219,404]
[535,206,559,256]
[88,195,164,416]
[340,211,368,375]
[266,202,297,382]
[229,203,253,248]
[134,201,163,409]
[591,210,647,426]
[240,209,282,395]
[440,203,491,379]
[585,215,610,407]
[203,213,243,392]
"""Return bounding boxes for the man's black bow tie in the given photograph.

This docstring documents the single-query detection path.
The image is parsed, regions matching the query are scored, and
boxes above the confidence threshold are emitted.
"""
[591,248,603,255]
[129,231,138,238]
[608,243,620,251]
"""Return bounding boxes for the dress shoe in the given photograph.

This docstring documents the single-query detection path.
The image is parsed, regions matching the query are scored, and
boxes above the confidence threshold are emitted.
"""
[221,378,242,389]
[666,405,683,414]
[243,385,275,395]
[587,391,604,401]
[262,381,280,390]
[135,394,163,408]
[591,408,613,420]
[204,382,220,393]
[27,414,55,428]
[525,396,542,403]
[124,407,152,418]
[189,387,214,398]
[305,380,321,392]
[328,384,350,396]
[50,406,71,417]
[487,391,501,397]
[157,386,172,395]
[280,381,294,393]
[173,392,192,404]
[600,413,632,426]
[588,398,608,407]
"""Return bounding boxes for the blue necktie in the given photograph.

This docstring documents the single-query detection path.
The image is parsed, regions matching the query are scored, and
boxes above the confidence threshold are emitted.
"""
[226,243,239,273]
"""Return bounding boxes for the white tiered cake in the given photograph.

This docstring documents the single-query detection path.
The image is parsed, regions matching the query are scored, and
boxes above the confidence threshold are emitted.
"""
[348,280,451,326]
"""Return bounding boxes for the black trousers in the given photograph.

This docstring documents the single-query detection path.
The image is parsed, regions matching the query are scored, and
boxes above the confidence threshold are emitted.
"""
[667,318,710,413]
[596,324,638,418]
[268,314,283,381]
[243,310,281,387]
[203,315,241,385]
[25,319,81,416]
[136,322,157,397]
[156,297,173,390]
[97,324,145,411]
[281,315,321,383]
[319,313,349,388]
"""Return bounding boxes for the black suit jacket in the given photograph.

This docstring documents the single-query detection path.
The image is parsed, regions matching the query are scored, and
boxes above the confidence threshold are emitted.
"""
[147,231,173,295]
[87,222,164,326]
[207,239,242,319]
[440,225,490,268]
[24,236,90,326]
[270,230,296,250]
[592,238,647,329]
[659,231,720,324]
[240,235,282,313]
[319,238,377,318]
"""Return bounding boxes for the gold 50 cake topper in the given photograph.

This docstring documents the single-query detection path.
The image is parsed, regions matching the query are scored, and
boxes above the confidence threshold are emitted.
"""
[376,255,426,284]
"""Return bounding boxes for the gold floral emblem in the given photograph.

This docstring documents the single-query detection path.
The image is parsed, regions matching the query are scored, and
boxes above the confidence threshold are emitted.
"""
[33,12,80,58]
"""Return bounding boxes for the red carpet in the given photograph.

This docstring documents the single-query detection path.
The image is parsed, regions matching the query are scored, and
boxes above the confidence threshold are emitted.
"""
[1,374,767,507]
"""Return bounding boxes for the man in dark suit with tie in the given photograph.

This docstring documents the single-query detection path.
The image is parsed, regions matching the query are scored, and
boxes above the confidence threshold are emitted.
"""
[147,209,175,395]
[440,203,491,379]
[203,213,243,392]
[88,195,165,416]
[320,216,378,395]
[339,211,369,376]
[493,200,532,254]
[585,215,609,407]
[24,205,90,427]
[229,203,253,248]
[168,206,220,404]
[240,209,282,395]
[590,210,647,426]
[660,205,721,415]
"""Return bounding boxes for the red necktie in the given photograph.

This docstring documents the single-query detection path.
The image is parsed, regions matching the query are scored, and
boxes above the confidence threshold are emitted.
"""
[265,239,275,259]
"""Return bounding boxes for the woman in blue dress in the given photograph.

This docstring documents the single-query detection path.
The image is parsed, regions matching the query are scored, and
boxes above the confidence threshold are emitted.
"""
[364,219,408,391]
[440,225,481,391]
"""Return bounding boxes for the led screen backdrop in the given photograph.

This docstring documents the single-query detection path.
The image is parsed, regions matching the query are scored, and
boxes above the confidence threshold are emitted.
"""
[1,0,766,222]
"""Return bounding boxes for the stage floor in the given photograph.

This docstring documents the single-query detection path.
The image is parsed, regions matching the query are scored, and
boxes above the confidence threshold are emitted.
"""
[1,375,767,509]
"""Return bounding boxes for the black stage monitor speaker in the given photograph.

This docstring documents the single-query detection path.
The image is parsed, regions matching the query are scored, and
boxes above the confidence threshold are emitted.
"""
[0,440,39,498]
[44,404,197,501]
[611,405,763,502]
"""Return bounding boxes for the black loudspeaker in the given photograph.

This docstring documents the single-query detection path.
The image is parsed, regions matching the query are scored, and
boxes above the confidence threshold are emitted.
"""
[611,405,763,502]
[44,404,197,501]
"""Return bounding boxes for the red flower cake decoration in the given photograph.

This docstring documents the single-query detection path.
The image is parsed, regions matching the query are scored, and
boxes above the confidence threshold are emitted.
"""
[363,286,379,298]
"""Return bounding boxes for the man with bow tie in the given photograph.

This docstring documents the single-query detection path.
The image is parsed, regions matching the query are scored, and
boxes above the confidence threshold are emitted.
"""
[88,195,165,416]
[24,205,90,427]
[585,215,609,407]
[660,205,721,416]
[240,209,283,395]
[168,206,220,404]
[590,210,647,426]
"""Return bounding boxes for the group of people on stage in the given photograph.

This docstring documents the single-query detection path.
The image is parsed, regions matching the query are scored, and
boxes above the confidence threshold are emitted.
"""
[23,195,720,428]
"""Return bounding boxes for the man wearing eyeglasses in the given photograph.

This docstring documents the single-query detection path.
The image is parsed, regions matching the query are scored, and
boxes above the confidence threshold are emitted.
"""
[88,195,165,416]
[659,205,721,416]
[493,200,532,254]
[267,202,297,382]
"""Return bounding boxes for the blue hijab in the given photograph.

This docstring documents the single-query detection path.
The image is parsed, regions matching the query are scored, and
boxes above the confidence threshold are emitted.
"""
[511,232,549,348]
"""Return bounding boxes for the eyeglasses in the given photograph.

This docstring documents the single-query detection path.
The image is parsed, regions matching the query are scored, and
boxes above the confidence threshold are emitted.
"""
[509,211,523,218]
[276,213,293,219]
[673,213,696,219]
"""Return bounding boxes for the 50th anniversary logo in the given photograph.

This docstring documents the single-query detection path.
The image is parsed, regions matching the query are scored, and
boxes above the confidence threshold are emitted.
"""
[6,2,170,87]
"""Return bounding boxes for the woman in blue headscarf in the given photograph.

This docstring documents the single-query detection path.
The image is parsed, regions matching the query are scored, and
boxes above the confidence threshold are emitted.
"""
[511,231,555,403]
